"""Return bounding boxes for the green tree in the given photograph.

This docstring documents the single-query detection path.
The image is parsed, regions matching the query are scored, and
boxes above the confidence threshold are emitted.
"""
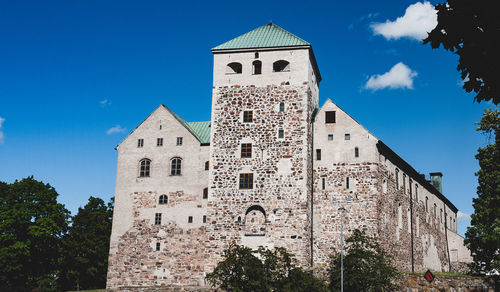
[423,0,500,104]
[206,244,327,291]
[328,229,400,292]
[0,177,70,291]
[59,196,114,290]
[465,109,500,274]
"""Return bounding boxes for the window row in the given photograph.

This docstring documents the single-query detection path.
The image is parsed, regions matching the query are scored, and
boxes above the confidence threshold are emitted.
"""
[226,60,290,75]
[138,158,209,177]
[154,213,207,226]
[137,137,183,148]
[156,190,208,205]
[315,147,359,160]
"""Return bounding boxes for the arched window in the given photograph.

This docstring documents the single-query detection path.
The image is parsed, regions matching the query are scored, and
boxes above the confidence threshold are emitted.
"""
[244,205,266,236]
[252,60,262,75]
[159,195,168,205]
[226,62,242,74]
[139,159,151,177]
[273,60,290,72]
[205,161,209,171]
[171,158,182,176]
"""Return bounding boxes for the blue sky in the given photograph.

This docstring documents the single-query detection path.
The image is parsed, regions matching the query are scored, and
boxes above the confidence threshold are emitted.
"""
[0,0,495,235]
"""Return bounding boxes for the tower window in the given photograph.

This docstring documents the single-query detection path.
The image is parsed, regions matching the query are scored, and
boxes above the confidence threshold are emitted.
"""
[170,158,182,176]
[156,242,161,251]
[325,111,336,123]
[243,111,253,123]
[203,187,208,199]
[328,134,333,141]
[253,60,262,75]
[425,196,428,212]
[355,147,359,157]
[139,159,151,177]
[273,60,290,72]
[255,52,259,58]
[279,102,285,112]
[403,174,406,194]
[226,62,242,74]
[203,215,207,223]
[239,173,254,189]
[434,203,437,217]
[278,129,284,139]
[159,195,168,205]
[322,178,325,190]
[137,139,144,148]
[344,133,350,140]
[346,177,350,189]
[188,216,193,223]
[157,138,163,147]
[241,143,252,158]
[154,213,162,225]
[205,161,209,170]
[176,137,183,146]
[316,149,321,161]
[395,169,399,189]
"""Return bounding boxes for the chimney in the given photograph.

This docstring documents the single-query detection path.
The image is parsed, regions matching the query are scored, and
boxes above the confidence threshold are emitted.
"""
[429,172,443,193]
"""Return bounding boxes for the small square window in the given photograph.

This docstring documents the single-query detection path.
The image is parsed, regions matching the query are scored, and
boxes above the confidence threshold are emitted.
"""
[243,111,253,123]
[239,173,253,189]
[316,149,321,161]
[155,213,162,225]
[156,242,160,251]
[328,134,333,141]
[241,143,252,158]
[176,137,183,146]
[137,139,144,147]
[345,134,350,140]
[188,216,193,223]
[157,138,163,147]
[278,129,284,139]
[325,111,336,123]
[203,215,207,223]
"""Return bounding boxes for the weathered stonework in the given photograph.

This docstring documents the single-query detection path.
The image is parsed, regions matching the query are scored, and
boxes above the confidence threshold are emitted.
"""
[106,24,472,291]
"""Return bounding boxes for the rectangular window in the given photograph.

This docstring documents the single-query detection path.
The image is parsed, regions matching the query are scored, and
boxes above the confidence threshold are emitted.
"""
[243,111,253,123]
[155,213,162,225]
[203,188,208,199]
[188,216,193,223]
[137,139,144,148]
[355,147,359,157]
[157,138,163,147]
[203,215,207,223]
[322,178,325,190]
[409,179,413,198]
[241,143,252,158]
[316,149,321,161]
[176,137,183,146]
[403,174,406,194]
[328,134,333,141]
[278,129,284,139]
[239,173,254,189]
[325,111,336,123]
[156,242,160,251]
[395,169,399,189]
[279,102,285,112]
[344,133,350,140]
[346,177,350,189]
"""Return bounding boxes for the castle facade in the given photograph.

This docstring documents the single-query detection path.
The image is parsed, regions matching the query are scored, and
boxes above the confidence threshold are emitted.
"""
[106,23,471,290]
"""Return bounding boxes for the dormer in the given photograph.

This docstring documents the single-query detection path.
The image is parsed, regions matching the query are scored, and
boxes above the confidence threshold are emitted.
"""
[211,22,321,94]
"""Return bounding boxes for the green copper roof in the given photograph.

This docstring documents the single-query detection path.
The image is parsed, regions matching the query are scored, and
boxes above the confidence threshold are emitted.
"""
[186,121,211,144]
[212,22,310,51]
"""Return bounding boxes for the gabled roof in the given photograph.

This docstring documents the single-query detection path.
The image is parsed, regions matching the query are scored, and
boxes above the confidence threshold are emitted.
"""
[212,22,310,51]
[167,107,211,145]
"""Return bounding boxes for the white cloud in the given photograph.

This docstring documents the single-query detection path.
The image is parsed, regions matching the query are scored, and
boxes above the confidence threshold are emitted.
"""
[457,211,471,222]
[106,125,126,135]
[100,99,111,106]
[0,117,4,144]
[371,1,437,40]
[364,62,418,91]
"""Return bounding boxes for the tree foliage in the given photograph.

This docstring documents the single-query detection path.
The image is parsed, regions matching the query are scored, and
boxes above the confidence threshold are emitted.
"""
[328,229,400,292]
[465,109,500,274]
[423,0,500,104]
[59,196,114,291]
[0,177,70,291]
[205,244,327,292]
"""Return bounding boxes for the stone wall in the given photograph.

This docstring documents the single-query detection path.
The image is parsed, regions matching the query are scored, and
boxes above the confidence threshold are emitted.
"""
[402,273,496,292]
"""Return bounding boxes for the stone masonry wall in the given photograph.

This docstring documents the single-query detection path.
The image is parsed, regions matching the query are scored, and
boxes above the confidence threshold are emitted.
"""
[206,84,315,270]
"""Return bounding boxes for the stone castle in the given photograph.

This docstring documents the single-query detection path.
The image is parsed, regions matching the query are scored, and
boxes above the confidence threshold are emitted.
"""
[107,23,472,290]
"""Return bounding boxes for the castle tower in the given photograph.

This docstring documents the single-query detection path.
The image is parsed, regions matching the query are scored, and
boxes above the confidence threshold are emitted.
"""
[206,23,321,268]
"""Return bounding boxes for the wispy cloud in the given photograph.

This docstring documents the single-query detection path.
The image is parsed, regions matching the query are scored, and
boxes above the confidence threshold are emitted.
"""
[0,117,5,144]
[106,125,126,135]
[371,1,437,41]
[99,99,112,107]
[457,211,471,222]
[349,12,379,30]
[364,62,418,91]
